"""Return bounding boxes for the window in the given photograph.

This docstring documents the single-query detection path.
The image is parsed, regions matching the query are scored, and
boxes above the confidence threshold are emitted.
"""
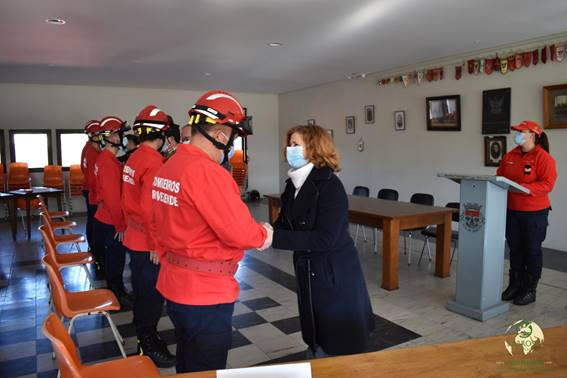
[9,129,53,171]
[56,130,88,169]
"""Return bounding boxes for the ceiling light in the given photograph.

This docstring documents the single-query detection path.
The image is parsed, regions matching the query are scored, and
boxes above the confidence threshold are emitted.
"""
[267,42,283,47]
[45,18,66,25]
[204,72,212,77]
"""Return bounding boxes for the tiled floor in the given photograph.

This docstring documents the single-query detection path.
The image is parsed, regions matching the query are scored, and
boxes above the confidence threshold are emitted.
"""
[0,201,566,377]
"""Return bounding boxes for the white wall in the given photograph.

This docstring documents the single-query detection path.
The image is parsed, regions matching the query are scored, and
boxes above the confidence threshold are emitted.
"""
[279,58,567,251]
[0,84,280,210]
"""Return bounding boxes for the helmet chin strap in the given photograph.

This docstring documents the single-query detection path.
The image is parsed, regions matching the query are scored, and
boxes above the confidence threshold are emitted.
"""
[193,123,236,163]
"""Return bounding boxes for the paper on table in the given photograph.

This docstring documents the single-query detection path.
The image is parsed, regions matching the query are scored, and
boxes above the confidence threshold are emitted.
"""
[216,362,311,378]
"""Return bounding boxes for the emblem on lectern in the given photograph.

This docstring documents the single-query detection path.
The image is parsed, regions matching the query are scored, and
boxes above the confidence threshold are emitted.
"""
[461,203,485,232]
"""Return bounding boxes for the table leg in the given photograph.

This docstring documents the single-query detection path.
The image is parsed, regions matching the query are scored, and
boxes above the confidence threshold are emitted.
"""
[381,218,400,290]
[435,212,452,278]
[56,194,63,211]
[9,199,16,241]
[26,198,31,241]
[268,199,280,225]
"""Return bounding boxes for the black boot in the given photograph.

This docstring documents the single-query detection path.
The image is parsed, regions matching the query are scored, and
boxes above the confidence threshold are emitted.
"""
[502,270,522,301]
[137,332,176,368]
[513,273,538,306]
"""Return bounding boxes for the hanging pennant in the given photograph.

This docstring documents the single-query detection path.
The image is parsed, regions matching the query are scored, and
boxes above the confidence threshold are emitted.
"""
[523,51,532,67]
[402,74,410,87]
[532,49,539,65]
[467,59,475,74]
[485,58,494,75]
[417,70,424,85]
[507,55,516,71]
[479,59,485,74]
[555,44,565,62]
[515,53,523,70]
[426,69,433,82]
[550,44,556,61]
[455,65,462,80]
[500,56,508,74]
[541,46,548,64]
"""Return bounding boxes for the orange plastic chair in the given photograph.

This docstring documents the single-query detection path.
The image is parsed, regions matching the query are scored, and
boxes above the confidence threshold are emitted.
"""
[43,313,158,378]
[42,255,127,358]
[67,165,85,214]
[7,162,30,190]
[41,212,84,252]
[37,194,73,227]
[230,150,248,188]
[0,163,5,191]
[43,165,65,190]
[39,225,93,281]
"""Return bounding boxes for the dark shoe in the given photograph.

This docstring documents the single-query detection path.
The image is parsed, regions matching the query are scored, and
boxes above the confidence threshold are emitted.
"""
[93,262,106,280]
[513,273,538,306]
[137,332,176,368]
[502,270,522,301]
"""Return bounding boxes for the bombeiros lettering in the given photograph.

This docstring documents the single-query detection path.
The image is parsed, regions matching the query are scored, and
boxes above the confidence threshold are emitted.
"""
[152,176,181,193]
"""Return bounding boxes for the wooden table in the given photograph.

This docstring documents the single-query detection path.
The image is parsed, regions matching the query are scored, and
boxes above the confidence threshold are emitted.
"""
[173,325,567,377]
[0,193,17,241]
[9,187,64,240]
[266,194,457,290]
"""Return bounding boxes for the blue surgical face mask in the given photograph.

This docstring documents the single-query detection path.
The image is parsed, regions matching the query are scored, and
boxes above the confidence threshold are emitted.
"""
[122,136,129,148]
[228,146,235,160]
[286,146,308,169]
[514,132,525,146]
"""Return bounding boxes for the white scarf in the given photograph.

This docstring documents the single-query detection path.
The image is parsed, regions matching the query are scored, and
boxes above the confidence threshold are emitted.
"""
[287,163,314,198]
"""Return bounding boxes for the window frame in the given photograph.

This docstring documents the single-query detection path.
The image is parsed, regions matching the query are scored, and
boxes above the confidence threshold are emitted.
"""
[9,129,53,172]
[0,129,6,172]
[56,129,88,171]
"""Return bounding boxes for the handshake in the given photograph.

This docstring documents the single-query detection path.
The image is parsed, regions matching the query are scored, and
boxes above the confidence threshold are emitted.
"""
[258,222,273,251]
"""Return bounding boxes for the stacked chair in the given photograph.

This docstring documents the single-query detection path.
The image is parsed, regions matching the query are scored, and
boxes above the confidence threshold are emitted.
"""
[7,162,39,230]
[67,164,85,214]
[230,150,248,194]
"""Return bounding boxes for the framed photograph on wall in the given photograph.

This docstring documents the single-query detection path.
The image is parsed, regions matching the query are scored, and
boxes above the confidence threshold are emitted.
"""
[307,119,316,125]
[426,95,461,131]
[482,88,511,134]
[543,83,567,129]
[394,111,405,130]
[345,116,355,134]
[326,129,334,139]
[484,136,507,167]
[364,105,375,124]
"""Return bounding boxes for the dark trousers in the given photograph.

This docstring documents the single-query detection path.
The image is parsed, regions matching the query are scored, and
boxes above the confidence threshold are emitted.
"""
[82,191,98,252]
[128,249,164,335]
[93,219,127,289]
[506,209,549,280]
[167,300,234,373]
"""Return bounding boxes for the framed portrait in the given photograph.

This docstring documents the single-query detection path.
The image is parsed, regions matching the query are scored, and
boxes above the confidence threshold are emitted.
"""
[394,110,405,130]
[482,88,511,134]
[326,129,334,139]
[364,105,375,124]
[307,119,316,125]
[426,95,461,131]
[345,116,355,134]
[484,136,507,167]
[543,83,567,129]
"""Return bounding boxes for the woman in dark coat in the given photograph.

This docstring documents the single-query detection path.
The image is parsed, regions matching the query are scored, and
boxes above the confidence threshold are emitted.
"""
[272,125,374,356]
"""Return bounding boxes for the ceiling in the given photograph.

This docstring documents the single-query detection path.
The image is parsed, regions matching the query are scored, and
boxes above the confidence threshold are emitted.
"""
[1,0,566,93]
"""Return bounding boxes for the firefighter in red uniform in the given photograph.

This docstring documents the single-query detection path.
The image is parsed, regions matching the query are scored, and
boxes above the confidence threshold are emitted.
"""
[498,120,557,305]
[80,120,105,275]
[92,116,133,307]
[151,90,273,373]
[122,105,176,367]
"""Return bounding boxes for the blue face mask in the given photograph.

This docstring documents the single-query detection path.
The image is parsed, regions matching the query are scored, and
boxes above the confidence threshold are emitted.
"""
[286,146,308,169]
[514,132,525,146]
[228,146,235,160]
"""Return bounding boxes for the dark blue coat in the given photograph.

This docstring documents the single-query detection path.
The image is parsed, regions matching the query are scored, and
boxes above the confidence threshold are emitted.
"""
[273,166,374,355]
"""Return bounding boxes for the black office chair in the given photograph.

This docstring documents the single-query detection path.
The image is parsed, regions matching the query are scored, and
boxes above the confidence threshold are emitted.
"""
[378,188,399,201]
[404,193,434,265]
[418,202,460,267]
[373,188,400,253]
[352,186,370,243]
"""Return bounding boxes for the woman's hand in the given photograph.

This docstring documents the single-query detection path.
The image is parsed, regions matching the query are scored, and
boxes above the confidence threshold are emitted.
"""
[258,223,273,251]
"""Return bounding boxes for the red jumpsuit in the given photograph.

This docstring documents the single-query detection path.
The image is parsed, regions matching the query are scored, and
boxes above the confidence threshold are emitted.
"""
[152,144,266,306]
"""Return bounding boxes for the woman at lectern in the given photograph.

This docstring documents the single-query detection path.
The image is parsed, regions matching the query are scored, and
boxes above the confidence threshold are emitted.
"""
[271,125,374,358]
[497,120,557,306]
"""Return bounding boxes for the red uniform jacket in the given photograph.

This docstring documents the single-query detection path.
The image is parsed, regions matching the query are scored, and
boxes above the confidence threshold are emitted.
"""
[81,143,100,204]
[152,144,267,305]
[122,145,163,252]
[94,149,126,231]
[497,145,557,212]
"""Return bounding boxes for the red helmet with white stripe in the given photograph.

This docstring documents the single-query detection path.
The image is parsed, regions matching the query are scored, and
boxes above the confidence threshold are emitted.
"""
[98,116,129,136]
[188,90,253,136]
[83,120,100,137]
[133,105,170,136]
